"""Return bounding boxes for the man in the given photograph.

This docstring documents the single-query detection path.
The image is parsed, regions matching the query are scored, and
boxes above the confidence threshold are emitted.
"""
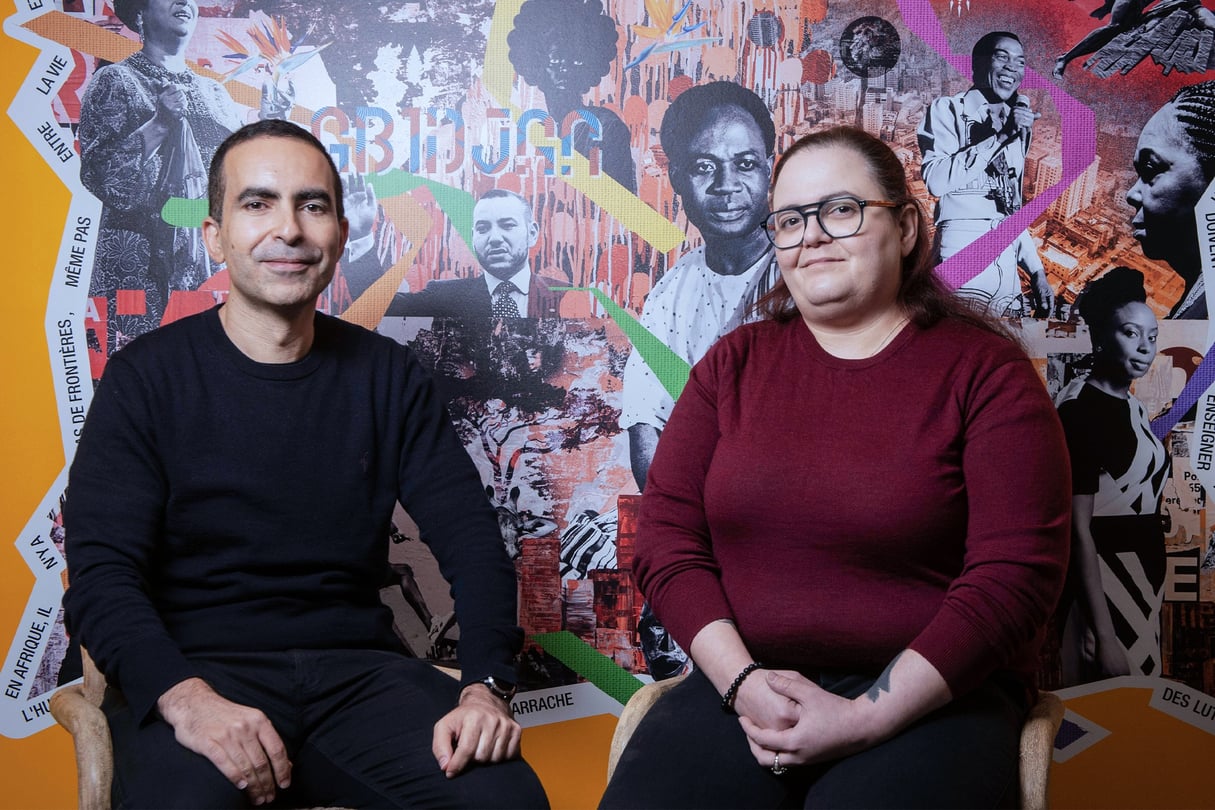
[621,81,778,491]
[386,189,565,319]
[334,171,404,308]
[63,120,548,809]
[618,82,776,679]
[918,32,1055,317]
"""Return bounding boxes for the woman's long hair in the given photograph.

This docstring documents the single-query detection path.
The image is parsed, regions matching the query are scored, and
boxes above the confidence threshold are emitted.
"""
[755,126,1011,340]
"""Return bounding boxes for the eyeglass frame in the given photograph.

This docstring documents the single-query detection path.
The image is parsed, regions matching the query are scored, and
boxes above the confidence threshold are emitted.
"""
[763,196,903,248]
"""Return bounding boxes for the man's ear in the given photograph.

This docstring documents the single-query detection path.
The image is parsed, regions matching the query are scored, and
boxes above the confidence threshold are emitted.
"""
[201,216,225,264]
[526,219,539,249]
[668,164,688,199]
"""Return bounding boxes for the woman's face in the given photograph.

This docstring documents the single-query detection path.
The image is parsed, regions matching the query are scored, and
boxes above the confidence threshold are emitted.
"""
[140,0,198,45]
[1127,103,1207,265]
[1097,301,1158,382]
[769,145,916,326]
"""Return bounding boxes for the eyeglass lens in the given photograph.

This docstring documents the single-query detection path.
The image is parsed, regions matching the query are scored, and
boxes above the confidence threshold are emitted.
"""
[766,198,865,247]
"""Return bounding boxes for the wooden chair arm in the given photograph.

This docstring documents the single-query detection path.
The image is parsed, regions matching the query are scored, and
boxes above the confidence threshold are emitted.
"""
[433,665,462,681]
[46,653,458,810]
[606,676,685,779]
[50,684,112,810]
[1020,691,1064,810]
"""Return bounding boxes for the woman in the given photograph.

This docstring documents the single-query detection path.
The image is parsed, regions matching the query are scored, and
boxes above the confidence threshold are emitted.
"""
[1055,267,1167,684]
[79,0,287,355]
[506,0,637,194]
[1126,79,1215,319]
[600,126,1070,808]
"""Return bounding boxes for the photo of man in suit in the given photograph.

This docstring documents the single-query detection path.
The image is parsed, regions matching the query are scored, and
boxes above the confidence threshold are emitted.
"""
[917,31,1055,317]
[387,189,565,320]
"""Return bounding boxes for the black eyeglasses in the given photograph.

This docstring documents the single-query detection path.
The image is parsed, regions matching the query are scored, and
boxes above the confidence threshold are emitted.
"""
[764,196,901,248]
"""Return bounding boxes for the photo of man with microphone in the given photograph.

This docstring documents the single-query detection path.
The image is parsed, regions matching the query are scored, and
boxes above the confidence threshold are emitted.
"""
[917,31,1056,318]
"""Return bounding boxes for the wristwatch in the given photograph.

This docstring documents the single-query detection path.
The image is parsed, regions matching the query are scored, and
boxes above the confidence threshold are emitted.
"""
[477,675,517,703]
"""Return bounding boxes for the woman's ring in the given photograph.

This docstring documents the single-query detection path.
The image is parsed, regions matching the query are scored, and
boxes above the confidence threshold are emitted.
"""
[771,752,787,775]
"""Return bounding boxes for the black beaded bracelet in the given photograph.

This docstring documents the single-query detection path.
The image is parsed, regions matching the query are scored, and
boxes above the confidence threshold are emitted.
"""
[720,662,764,713]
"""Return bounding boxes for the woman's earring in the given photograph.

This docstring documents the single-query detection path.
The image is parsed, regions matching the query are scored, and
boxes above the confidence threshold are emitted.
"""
[134,13,144,41]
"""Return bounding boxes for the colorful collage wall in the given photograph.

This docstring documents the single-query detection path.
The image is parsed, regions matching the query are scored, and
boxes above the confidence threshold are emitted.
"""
[4,0,1215,803]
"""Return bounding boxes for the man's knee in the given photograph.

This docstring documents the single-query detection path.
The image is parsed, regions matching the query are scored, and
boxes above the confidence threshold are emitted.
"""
[111,731,245,810]
[444,759,550,810]
[293,739,549,809]
[105,690,246,810]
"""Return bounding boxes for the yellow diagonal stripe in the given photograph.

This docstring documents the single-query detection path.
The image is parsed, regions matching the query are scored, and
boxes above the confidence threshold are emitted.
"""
[483,4,684,252]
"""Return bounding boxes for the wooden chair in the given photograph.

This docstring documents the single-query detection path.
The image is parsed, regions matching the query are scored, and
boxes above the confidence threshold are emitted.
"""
[606,676,1066,810]
[49,648,461,810]
[1019,690,1065,810]
[48,647,111,810]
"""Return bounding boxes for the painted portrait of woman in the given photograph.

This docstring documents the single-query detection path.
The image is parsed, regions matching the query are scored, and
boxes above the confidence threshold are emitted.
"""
[507,0,637,193]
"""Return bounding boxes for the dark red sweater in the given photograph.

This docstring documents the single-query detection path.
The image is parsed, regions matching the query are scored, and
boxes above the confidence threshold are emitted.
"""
[635,317,1071,696]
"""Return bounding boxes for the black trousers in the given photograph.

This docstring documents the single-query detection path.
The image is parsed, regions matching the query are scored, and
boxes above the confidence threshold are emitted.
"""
[103,649,549,809]
[599,668,1027,809]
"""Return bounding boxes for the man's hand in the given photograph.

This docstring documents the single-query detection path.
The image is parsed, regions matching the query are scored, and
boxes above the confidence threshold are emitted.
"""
[344,173,379,245]
[1008,99,1041,145]
[258,78,295,121]
[432,683,521,778]
[156,678,291,806]
[1030,273,1056,318]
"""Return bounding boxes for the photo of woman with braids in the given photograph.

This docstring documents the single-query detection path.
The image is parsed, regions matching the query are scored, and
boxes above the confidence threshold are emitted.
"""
[506,0,637,193]
[1055,266,1169,685]
[1127,79,1215,319]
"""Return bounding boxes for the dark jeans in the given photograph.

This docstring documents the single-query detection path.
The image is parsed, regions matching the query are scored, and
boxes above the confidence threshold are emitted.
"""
[599,668,1027,809]
[104,649,549,809]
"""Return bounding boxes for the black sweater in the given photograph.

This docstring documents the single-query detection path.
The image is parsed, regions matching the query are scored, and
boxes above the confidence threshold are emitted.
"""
[64,306,521,721]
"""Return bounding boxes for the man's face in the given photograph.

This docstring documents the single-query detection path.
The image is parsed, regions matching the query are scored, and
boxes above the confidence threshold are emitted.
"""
[977,37,1025,102]
[472,195,539,281]
[672,106,772,244]
[202,136,347,314]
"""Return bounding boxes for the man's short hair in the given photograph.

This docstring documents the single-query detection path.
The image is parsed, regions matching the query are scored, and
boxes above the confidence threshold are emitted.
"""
[971,31,1021,79]
[207,120,345,223]
[477,188,534,222]
[659,81,776,170]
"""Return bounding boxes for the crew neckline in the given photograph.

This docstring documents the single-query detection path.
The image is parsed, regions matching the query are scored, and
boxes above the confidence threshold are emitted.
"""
[205,305,327,381]
[792,315,918,370]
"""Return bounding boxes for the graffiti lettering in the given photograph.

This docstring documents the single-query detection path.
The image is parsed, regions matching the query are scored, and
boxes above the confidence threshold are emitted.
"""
[311,106,605,179]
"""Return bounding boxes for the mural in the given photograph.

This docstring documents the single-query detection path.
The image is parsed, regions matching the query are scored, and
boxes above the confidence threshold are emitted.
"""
[4,0,1215,800]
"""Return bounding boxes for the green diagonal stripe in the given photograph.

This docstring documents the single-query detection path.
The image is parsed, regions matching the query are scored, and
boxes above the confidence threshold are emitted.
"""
[533,630,644,705]
[365,170,476,250]
[558,287,691,402]
[162,197,209,228]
